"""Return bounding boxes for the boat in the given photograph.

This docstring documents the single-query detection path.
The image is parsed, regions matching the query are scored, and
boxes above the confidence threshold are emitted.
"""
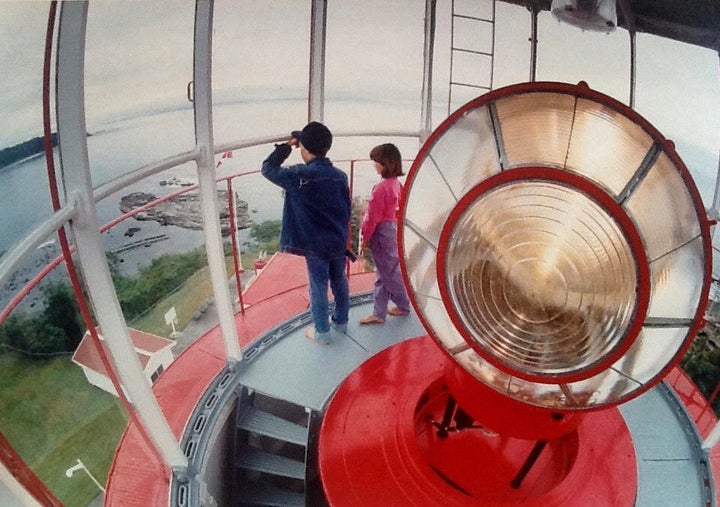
[1,1,719,506]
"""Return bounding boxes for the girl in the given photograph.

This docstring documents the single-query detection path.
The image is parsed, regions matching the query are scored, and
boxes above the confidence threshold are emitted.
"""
[359,143,411,324]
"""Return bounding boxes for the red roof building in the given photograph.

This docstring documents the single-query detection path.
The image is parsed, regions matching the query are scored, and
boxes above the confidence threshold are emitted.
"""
[71,327,176,397]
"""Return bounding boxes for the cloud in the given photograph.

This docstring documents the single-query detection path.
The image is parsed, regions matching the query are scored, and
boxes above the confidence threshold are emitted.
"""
[0,3,50,144]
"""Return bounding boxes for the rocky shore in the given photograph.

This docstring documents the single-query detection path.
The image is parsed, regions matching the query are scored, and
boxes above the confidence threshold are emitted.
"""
[119,189,252,236]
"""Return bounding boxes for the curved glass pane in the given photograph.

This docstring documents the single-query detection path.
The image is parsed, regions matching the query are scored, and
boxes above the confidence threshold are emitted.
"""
[402,227,441,302]
[625,151,703,261]
[403,158,457,247]
[325,0,425,133]
[212,0,309,144]
[426,106,501,197]
[646,237,706,320]
[497,92,577,168]
[85,2,196,186]
[0,5,56,257]
[635,34,720,208]
[536,10,630,102]
[567,98,655,197]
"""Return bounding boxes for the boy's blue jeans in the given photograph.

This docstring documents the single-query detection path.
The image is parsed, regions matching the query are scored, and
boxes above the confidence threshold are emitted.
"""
[306,256,350,335]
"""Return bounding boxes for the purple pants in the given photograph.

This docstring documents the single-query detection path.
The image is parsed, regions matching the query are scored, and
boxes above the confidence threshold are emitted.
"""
[369,221,410,319]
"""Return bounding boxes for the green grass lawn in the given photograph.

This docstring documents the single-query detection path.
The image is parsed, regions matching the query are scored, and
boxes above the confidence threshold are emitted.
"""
[0,353,127,507]
[130,255,247,337]
[130,266,215,336]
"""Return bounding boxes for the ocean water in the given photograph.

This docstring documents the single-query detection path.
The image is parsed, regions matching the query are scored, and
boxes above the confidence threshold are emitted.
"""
[0,98,425,310]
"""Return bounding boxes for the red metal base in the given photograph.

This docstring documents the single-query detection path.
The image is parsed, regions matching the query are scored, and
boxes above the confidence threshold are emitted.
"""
[319,336,637,506]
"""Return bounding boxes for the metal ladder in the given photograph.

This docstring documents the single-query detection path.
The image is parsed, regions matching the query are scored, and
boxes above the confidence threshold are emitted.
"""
[448,0,497,115]
[234,387,324,506]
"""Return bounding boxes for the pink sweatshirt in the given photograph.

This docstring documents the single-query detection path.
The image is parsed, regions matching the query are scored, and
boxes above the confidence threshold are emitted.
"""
[361,177,402,241]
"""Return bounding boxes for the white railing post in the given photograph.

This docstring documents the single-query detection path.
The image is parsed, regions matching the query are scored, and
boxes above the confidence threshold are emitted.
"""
[193,0,242,362]
[308,0,327,122]
[420,0,437,143]
[56,1,188,470]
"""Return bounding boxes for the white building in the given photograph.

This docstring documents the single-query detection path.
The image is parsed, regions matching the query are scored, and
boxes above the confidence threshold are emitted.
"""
[71,327,176,398]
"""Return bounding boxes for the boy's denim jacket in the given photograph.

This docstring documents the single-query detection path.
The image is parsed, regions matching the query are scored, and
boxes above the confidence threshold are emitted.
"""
[262,144,351,260]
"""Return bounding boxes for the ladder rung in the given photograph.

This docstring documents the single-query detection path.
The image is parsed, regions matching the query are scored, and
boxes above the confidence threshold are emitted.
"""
[450,82,492,91]
[452,13,494,24]
[449,0,496,114]
[452,47,493,58]
[238,406,308,446]
[236,445,306,479]
[237,480,305,506]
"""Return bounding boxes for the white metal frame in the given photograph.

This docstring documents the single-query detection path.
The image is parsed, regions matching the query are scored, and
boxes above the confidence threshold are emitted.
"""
[308,0,327,122]
[420,0,437,141]
[55,1,188,472]
[192,0,242,364]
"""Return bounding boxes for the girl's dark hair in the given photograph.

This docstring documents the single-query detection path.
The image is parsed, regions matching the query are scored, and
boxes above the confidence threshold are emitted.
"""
[369,143,404,178]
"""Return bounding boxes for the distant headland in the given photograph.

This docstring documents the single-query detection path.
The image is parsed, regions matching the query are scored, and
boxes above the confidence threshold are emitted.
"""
[0,134,59,169]
[119,190,253,236]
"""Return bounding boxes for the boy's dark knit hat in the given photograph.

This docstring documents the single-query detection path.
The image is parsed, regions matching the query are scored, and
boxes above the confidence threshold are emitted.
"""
[291,121,333,156]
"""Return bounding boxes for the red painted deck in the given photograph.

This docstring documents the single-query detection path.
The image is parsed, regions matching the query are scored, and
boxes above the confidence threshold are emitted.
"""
[105,253,374,506]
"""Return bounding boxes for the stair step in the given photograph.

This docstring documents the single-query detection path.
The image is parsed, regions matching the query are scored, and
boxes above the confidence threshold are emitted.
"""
[237,480,305,506]
[236,445,305,479]
[238,406,308,446]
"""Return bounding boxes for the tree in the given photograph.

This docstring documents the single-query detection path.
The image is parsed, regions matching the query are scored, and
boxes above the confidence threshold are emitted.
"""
[24,320,66,355]
[249,220,281,252]
[0,314,30,350]
[112,247,208,320]
[43,282,84,351]
[681,327,720,414]
[0,313,66,356]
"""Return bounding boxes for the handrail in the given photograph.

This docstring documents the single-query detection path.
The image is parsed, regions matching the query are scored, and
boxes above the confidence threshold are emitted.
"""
[94,129,419,203]
[0,204,77,292]
[214,129,420,156]
[93,148,201,202]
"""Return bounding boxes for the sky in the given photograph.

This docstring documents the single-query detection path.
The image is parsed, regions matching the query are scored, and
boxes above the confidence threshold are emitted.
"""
[0,0,719,203]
